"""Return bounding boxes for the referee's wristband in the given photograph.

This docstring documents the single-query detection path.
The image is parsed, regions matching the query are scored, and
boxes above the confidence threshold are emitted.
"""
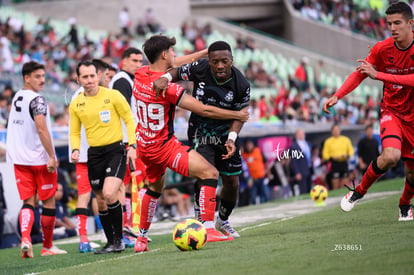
[161,72,172,82]
[228,131,238,142]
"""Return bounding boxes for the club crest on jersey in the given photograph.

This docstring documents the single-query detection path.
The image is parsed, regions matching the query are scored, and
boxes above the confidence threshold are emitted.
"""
[99,110,111,123]
[225,91,234,102]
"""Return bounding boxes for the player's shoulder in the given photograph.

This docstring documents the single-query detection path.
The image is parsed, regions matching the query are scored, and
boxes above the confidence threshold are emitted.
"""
[372,37,395,51]
[231,65,250,88]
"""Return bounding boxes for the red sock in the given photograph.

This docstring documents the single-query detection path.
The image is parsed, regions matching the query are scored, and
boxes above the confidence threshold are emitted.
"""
[139,190,161,231]
[41,208,56,249]
[356,161,385,195]
[76,214,89,243]
[400,179,414,205]
[199,185,216,222]
[20,207,34,243]
[125,194,132,227]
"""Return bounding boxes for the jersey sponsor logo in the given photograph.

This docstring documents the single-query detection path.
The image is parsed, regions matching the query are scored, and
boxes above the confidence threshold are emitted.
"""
[77,102,86,108]
[219,101,231,108]
[12,119,24,125]
[99,110,111,123]
[207,97,216,103]
[380,114,392,123]
[91,179,100,186]
[41,184,54,190]
[196,82,205,96]
[182,73,189,81]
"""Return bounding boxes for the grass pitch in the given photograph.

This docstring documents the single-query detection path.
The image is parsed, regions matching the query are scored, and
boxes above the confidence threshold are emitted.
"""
[0,178,412,275]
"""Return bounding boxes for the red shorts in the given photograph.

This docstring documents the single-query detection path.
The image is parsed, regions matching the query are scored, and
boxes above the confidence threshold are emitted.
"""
[139,138,190,183]
[76,163,91,195]
[14,164,57,201]
[380,109,414,161]
[123,157,147,185]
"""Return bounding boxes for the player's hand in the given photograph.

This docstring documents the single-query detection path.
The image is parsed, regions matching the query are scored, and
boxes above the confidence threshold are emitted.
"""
[222,139,236,159]
[322,96,338,114]
[47,157,57,173]
[126,146,137,168]
[71,150,79,164]
[153,77,169,98]
[238,107,249,122]
[356,59,377,79]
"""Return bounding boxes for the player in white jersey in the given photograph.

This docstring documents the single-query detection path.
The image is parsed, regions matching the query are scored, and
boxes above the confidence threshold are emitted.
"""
[69,59,111,252]
[6,61,67,258]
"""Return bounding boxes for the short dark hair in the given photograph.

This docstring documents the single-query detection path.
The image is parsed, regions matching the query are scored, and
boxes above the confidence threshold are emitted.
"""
[142,35,176,64]
[76,60,97,76]
[365,124,374,130]
[92,59,110,73]
[122,47,142,59]
[208,41,232,54]
[22,61,45,78]
[386,1,413,20]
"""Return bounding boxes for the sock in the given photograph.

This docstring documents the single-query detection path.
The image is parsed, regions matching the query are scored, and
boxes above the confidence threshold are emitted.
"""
[219,199,236,221]
[41,208,56,249]
[108,201,123,241]
[99,210,114,244]
[19,204,34,243]
[356,159,386,195]
[139,189,161,233]
[400,178,414,206]
[94,214,103,230]
[125,193,132,227]
[122,205,127,228]
[199,179,218,225]
[75,208,89,243]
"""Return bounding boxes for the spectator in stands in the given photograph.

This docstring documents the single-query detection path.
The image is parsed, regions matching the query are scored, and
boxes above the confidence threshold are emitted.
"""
[293,57,309,92]
[145,8,161,33]
[67,17,79,49]
[313,59,325,93]
[118,7,131,36]
[289,129,312,194]
[242,139,269,204]
[258,95,269,119]
[136,20,147,37]
[322,124,354,190]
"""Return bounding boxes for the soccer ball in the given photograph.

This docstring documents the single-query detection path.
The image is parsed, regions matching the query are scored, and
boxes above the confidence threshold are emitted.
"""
[310,185,328,203]
[172,219,207,251]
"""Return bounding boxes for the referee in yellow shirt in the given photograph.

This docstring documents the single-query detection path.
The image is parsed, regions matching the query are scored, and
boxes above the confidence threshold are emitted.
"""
[322,124,354,190]
[69,60,137,254]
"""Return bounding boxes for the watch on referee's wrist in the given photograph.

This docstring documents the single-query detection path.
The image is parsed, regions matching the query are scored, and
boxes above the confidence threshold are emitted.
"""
[128,144,137,149]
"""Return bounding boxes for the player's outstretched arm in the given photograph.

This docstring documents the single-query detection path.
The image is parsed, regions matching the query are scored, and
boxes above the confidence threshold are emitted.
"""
[178,93,249,121]
[322,70,367,114]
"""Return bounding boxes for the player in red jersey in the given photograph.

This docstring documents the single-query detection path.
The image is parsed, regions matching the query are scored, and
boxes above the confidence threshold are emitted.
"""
[323,1,414,221]
[133,35,249,252]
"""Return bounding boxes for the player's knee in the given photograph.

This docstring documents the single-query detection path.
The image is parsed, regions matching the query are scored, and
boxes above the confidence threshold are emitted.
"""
[380,150,400,167]
[203,166,219,180]
[405,171,414,187]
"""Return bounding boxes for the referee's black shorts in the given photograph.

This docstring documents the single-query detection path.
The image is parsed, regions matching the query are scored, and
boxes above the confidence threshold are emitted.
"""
[87,141,127,190]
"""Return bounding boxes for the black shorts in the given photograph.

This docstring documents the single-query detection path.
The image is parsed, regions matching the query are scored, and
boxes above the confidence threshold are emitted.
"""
[330,160,349,179]
[188,129,242,175]
[87,141,127,190]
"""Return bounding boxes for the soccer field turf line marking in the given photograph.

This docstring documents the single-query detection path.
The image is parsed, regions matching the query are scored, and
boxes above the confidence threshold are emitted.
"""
[31,249,161,275]
[239,217,295,232]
